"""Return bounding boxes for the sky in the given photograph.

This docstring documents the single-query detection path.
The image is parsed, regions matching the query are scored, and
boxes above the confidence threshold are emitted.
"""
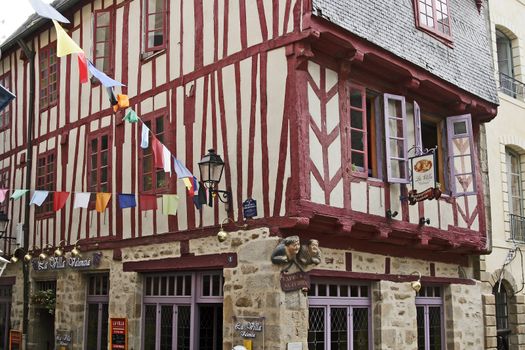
[0,0,54,45]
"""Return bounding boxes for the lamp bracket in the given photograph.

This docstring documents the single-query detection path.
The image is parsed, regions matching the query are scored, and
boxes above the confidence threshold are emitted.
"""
[210,189,232,205]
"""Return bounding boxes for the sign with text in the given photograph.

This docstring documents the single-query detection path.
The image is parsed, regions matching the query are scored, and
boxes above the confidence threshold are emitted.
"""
[31,252,102,272]
[242,198,257,219]
[9,330,21,350]
[232,316,264,349]
[408,152,441,205]
[110,318,127,350]
[280,271,310,292]
[55,329,72,350]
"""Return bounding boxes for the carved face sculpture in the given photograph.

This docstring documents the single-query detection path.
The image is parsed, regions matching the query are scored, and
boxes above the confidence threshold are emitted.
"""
[309,239,320,254]
[285,238,300,259]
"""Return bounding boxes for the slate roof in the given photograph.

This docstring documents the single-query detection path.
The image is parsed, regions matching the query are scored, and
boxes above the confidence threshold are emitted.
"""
[312,0,499,105]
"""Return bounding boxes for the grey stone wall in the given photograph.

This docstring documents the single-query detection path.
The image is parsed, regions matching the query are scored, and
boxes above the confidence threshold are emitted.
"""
[312,0,498,105]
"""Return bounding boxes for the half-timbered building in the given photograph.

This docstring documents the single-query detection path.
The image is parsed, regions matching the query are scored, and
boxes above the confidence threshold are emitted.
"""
[0,0,498,349]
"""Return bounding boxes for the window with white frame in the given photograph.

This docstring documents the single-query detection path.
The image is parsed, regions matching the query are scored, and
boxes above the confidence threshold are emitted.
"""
[495,28,523,99]
[413,0,452,42]
[143,0,167,53]
[506,148,525,241]
[493,283,511,350]
[85,274,109,350]
[142,271,223,350]
[416,286,444,350]
[307,280,371,350]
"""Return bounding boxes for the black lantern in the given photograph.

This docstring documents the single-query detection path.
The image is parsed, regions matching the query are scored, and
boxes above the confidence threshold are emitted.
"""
[198,149,231,210]
[0,211,11,240]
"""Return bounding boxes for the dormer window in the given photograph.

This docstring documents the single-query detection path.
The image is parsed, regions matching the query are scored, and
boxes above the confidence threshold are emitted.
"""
[413,0,452,42]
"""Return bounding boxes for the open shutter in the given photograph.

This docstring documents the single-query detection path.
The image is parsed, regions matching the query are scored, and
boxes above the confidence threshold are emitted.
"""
[446,114,476,196]
[414,101,422,151]
[349,85,368,175]
[384,94,408,183]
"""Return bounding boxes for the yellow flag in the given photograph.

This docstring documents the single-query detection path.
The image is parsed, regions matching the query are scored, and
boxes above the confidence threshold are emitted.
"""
[95,192,112,213]
[53,20,84,57]
[162,195,180,216]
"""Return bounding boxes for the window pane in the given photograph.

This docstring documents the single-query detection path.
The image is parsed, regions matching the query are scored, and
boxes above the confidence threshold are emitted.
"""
[96,12,110,26]
[453,121,467,135]
[177,306,191,350]
[86,303,99,349]
[350,90,363,108]
[144,305,157,350]
[388,118,405,138]
[353,308,369,350]
[101,303,109,348]
[417,306,425,349]
[428,306,442,350]
[351,130,364,151]
[160,305,173,349]
[308,307,325,350]
[351,109,364,129]
[330,308,347,349]
[390,159,407,179]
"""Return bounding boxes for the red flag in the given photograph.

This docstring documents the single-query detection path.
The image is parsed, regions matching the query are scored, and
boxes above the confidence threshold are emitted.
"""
[140,194,158,211]
[77,52,88,84]
[151,137,164,169]
[53,192,70,211]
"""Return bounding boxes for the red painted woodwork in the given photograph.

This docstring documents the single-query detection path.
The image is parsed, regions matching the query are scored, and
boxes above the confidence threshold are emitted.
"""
[122,253,237,272]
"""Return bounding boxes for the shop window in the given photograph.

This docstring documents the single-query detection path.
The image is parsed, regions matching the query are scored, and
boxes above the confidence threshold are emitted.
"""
[86,274,109,350]
[142,271,223,349]
[144,0,167,52]
[0,286,12,350]
[307,281,371,349]
[93,9,114,75]
[413,0,452,42]
[416,286,444,350]
[0,72,12,130]
[39,43,58,111]
[0,168,9,215]
[36,151,56,216]
[88,131,112,207]
[493,283,510,350]
[506,148,525,241]
[141,112,168,193]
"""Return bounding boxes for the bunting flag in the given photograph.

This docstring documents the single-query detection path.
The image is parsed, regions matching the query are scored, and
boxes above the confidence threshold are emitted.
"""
[53,192,70,211]
[77,53,88,84]
[10,189,28,200]
[30,191,49,206]
[87,61,125,87]
[29,0,70,23]
[124,109,139,123]
[140,194,157,211]
[162,195,180,216]
[162,146,171,175]
[106,87,118,106]
[74,192,91,208]
[0,84,16,113]
[152,137,164,168]
[173,157,193,178]
[118,194,136,209]
[53,20,84,57]
[95,193,112,213]
[0,189,8,203]
[141,124,149,149]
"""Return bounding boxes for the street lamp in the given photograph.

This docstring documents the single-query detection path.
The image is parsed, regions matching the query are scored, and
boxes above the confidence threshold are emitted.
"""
[0,211,13,240]
[198,149,232,210]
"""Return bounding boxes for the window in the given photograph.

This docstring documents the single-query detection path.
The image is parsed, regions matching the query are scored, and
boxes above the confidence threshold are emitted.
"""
[416,286,444,350]
[495,29,523,99]
[39,44,58,110]
[349,86,368,176]
[0,286,12,350]
[0,168,9,215]
[144,0,167,52]
[446,115,475,196]
[384,94,408,183]
[307,281,371,350]
[143,271,223,350]
[493,283,510,350]
[414,0,452,41]
[36,152,56,215]
[0,73,12,130]
[88,131,111,201]
[141,113,167,192]
[93,9,114,75]
[86,274,109,350]
[506,148,525,241]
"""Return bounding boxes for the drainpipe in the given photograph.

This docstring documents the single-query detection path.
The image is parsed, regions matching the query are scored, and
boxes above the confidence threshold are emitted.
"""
[17,38,35,350]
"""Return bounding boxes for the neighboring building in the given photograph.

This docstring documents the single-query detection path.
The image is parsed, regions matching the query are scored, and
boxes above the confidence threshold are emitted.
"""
[0,0,497,349]
[483,0,525,349]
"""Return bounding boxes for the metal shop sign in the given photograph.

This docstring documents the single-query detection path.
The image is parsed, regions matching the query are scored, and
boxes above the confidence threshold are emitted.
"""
[32,252,102,272]
[55,329,72,350]
[408,152,441,205]
[280,271,310,292]
[233,316,264,339]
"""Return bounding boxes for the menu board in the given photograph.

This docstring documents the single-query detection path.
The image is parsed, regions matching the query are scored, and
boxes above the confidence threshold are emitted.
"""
[110,318,127,350]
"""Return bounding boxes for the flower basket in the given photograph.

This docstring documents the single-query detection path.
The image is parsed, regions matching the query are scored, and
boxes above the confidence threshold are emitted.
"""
[31,289,56,315]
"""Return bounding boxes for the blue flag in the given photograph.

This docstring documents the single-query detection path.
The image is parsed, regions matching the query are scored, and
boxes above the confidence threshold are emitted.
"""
[118,193,136,209]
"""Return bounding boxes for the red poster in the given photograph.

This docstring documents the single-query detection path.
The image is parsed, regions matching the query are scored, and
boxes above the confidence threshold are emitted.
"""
[9,330,21,350]
[110,318,127,350]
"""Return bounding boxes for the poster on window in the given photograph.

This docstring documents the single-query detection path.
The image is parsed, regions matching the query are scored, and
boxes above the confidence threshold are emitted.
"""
[408,152,441,204]
[110,318,127,350]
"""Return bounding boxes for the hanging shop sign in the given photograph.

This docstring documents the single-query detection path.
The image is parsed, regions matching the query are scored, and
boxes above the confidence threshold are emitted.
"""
[32,252,102,272]
[9,330,21,350]
[110,318,128,350]
[408,152,441,205]
[280,271,311,292]
[55,330,72,350]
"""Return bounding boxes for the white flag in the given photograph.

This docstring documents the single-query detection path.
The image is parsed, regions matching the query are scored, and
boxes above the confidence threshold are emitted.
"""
[141,124,149,149]
[30,191,49,206]
[163,146,171,175]
[74,192,91,208]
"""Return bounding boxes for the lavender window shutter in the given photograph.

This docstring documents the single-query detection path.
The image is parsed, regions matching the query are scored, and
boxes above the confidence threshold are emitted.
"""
[414,101,422,151]
[383,94,408,183]
[446,114,476,196]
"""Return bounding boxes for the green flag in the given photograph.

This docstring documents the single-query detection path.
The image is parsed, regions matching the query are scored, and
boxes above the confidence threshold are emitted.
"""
[124,109,139,123]
[10,189,28,200]
[162,195,180,216]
